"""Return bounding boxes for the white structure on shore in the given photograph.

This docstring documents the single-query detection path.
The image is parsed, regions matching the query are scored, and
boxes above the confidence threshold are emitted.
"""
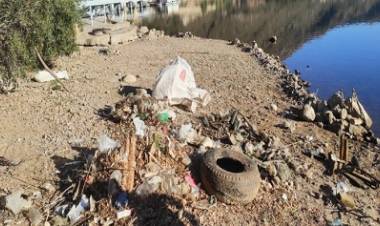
[81,0,150,25]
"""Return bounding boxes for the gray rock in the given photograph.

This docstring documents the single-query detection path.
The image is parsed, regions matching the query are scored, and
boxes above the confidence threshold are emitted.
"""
[348,117,363,125]
[348,124,367,137]
[301,104,316,122]
[346,90,373,128]
[275,162,291,182]
[5,191,32,215]
[327,91,345,109]
[138,26,149,35]
[340,108,348,120]
[281,121,295,133]
[325,111,336,125]
[121,74,137,84]
[270,103,278,112]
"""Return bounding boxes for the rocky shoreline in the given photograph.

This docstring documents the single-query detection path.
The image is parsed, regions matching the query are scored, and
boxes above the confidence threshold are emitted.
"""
[227,37,378,144]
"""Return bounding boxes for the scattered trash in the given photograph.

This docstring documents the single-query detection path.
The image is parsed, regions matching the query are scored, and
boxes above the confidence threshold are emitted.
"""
[178,123,199,144]
[200,148,261,204]
[90,196,96,212]
[33,70,69,83]
[114,192,128,209]
[4,190,32,215]
[156,109,177,123]
[152,56,210,112]
[336,191,356,209]
[329,218,343,226]
[135,181,159,196]
[157,111,169,123]
[133,117,146,137]
[67,195,90,223]
[98,134,120,153]
[55,204,69,216]
[334,181,350,195]
[116,209,132,220]
[185,172,200,195]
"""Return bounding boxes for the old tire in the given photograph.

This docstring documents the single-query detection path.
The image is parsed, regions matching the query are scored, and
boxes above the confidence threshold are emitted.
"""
[200,148,261,204]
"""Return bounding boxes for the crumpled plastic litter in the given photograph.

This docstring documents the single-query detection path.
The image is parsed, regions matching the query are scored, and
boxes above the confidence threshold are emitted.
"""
[117,209,132,220]
[5,190,32,215]
[185,172,200,195]
[34,70,69,83]
[152,56,211,112]
[178,123,198,144]
[136,181,160,196]
[133,117,146,137]
[55,204,69,216]
[330,218,343,226]
[334,181,350,196]
[98,134,120,153]
[67,195,90,223]
[157,109,176,123]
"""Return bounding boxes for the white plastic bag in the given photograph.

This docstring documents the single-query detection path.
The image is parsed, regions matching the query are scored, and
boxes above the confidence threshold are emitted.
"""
[34,70,69,83]
[133,117,146,137]
[98,134,120,153]
[153,57,210,112]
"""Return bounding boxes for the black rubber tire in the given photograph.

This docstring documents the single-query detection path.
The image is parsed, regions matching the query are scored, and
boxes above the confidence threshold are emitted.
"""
[200,148,261,204]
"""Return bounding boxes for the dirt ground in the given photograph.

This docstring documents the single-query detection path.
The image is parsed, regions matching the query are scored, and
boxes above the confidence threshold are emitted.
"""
[0,37,379,225]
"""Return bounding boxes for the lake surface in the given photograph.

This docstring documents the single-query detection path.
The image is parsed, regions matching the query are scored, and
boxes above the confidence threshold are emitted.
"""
[133,0,380,134]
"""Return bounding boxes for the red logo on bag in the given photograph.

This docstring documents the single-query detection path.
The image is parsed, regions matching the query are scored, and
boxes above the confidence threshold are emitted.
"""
[179,69,186,81]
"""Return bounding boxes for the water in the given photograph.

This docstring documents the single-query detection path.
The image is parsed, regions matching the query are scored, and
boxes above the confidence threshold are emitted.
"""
[285,23,380,135]
[134,0,380,134]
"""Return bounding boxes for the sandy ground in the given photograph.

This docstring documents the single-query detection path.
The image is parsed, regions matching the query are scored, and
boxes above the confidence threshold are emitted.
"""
[0,37,379,225]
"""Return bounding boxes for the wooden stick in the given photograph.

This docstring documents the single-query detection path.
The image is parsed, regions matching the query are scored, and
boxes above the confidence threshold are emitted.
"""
[122,135,130,191]
[126,134,136,192]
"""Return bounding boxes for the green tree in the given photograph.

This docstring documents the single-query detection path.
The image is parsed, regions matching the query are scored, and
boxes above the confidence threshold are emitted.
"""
[0,0,81,93]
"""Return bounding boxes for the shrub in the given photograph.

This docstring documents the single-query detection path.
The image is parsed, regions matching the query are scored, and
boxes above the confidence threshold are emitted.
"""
[0,0,81,93]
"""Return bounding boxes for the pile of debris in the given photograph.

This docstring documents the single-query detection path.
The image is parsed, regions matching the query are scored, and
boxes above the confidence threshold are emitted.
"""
[38,56,267,224]
[0,57,272,225]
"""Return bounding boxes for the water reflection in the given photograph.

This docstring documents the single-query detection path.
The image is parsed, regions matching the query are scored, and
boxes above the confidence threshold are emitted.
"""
[136,0,380,58]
